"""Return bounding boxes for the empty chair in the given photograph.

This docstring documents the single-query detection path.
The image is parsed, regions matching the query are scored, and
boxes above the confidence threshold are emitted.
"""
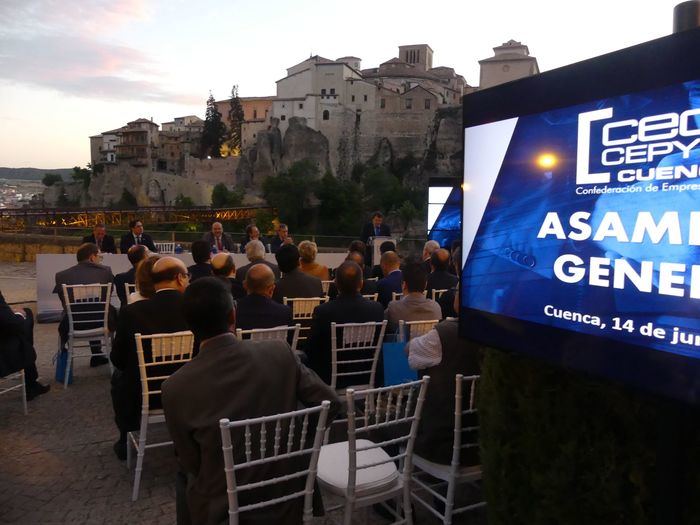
[398,319,440,343]
[431,289,449,301]
[154,242,175,254]
[317,378,430,525]
[60,283,114,388]
[410,374,484,524]
[236,324,301,353]
[362,293,379,302]
[219,401,331,525]
[0,370,26,415]
[128,330,195,501]
[330,320,387,392]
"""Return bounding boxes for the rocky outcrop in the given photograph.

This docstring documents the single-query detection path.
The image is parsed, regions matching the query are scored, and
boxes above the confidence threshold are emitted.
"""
[280,117,330,175]
[421,106,463,180]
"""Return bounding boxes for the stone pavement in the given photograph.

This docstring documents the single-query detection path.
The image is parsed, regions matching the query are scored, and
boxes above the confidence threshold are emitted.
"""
[0,263,485,524]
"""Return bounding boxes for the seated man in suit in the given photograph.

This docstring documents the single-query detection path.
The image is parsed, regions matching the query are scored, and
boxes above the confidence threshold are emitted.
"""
[202,221,235,252]
[162,277,340,525]
[114,245,147,307]
[239,224,265,254]
[270,223,294,254]
[307,261,384,385]
[385,262,442,334]
[0,290,50,400]
[327,251,377,300]
[54,243,114,367]
[437,247,461,319]
[406,285,481,466]
[187,240,213,282]
[421,240,441,274]
[370,240,396,279]
[426,248,459,302]
[376,251,403,308]
[211,252,245,300]
[235,240,280,282]
[236,264,292,331]
[119,219,157,253]
[110,256,191,460]
[82,223,117,254]
[272,244,323,303]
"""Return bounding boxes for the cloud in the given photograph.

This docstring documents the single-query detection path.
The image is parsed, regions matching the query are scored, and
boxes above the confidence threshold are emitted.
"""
[0,31,200,105]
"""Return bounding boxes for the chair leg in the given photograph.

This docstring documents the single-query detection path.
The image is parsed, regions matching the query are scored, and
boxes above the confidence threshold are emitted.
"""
[342,498,354,525]
[20,370,27,415]
[126,432,133,470]
[64,343,73,389]
[131,420,148,501]
[443,475,456,525]
[403,480,414,525]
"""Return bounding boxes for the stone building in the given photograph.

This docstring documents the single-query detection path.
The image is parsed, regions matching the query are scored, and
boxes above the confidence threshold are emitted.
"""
[214,96,276,151]
[478,39,540,89]
[89,127,123,167]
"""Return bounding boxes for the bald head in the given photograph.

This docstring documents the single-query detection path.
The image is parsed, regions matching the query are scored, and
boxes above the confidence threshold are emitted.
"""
[335,261,363,295]
[346,251,364,267]
[151,256,188,292]
[380,251,400,276]
[211,253,235,277]
[245,263,276,297]
[430,248,451,272]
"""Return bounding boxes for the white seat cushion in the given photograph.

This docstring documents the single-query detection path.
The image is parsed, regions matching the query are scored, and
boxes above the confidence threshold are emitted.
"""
[318,439,399,496]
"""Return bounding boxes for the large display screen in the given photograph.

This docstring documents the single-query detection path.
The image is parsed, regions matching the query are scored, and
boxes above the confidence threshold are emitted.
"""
[461,28,700,403]
[428,177,462,249]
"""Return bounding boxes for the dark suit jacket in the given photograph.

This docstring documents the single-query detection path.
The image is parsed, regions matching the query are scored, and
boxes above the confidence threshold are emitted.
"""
[82,234,117,253]
[119,232,157,253]
[377,270,403,308]
[272,269,323,303]
[240,236,268,254]
[0,291,36,377]
[235,260,280,282]
[217,276,246,301]
[360,222,391,245]
[162,333,341,525]
[426,270,459,299]
[327,279,377,300]
[114,267,136,307]
[307,293,384,385]
[110,290,188,431]
[53,261,114,304]
[201,232,235,252]
[187,262,212,282]
[235,293,293,331]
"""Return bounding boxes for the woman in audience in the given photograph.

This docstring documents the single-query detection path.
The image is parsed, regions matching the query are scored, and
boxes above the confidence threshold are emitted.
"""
[129,255,159,303]
[298,240,329,280]
[188,240,213,281]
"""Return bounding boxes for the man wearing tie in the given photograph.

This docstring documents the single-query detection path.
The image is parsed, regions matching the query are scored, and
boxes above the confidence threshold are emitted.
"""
[119,219,157,253]
[360,211,391,265]
[201,222,235,252]
[82,223,117,253]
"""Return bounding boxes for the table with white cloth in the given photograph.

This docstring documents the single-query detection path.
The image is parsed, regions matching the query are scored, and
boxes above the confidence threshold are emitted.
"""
[36,252,348,322]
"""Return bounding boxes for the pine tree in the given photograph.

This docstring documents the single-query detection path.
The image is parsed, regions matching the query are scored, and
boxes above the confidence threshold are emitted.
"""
[227,84,245,156]
[200,92,227,158]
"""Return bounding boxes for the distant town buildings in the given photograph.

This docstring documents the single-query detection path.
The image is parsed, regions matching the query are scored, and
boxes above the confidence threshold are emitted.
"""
[479,40,540,89]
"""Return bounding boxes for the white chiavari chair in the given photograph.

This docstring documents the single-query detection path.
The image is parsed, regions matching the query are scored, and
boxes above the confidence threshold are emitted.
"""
[0,370,27,415]
[154,242,175,254]
[236,324,301,353]
[431,289,449,301]
[398,319,440,343]
[330,321,387,392]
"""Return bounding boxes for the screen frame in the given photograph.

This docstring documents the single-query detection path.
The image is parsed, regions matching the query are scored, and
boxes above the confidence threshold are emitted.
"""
[460,27,700,404]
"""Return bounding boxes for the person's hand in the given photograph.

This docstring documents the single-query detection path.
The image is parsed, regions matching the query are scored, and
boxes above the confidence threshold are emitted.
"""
[283,237,293,245]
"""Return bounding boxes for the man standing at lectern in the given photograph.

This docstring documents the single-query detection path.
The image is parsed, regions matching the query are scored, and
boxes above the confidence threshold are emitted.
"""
[360,211,391,245]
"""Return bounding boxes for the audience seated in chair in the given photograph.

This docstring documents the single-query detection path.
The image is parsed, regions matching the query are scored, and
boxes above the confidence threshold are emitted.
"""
[0,290,50,400]
[426,248,459,302]
[128,255,159,304]
[187,240,213,282]
[298,240,330,281]
[348,240,372,279]
[406,285,481,465]
[327,251,377,300]
[235,263,292,331]
[211,252,245,301]
[110,257,191,461]
[307,261,384,385]
[385,262,442,334]
[235,240,280,282]
[161,277,340,525]
[114,245,147,307]
[370,240,396,280]
[53,243,115,367]
[421,239,441,275]
[376,250,403,308]
[272,243,323,303]
[437,247,461,319]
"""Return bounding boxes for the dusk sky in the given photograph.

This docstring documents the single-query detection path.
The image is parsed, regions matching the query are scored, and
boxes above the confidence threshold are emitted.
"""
[0,0,683,169]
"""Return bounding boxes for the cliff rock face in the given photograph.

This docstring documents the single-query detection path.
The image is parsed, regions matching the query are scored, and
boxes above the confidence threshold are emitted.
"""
[280,117,330,175]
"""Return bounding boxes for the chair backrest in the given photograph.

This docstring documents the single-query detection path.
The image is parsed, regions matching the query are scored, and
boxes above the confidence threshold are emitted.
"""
[392,290,428,302]
[452,374,480,469]
[344,378,430,495]
[321,280,333,295]
[61,283,112,335]
[236,324,301,353]
[431,288,449,301]
[125,283,137,302]
[134,331,195,412]
[397,319,440,342]
[219,401,331,525]
[283,297,328,320]
[362,293,379,302]
[155,242,175,254]
[330,321,387,391]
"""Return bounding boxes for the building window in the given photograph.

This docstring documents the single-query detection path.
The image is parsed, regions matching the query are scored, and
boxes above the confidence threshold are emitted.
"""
[380,98,386,109]
[321,89,326,95]
[364,94,368,102]
[281,115,286,121]
[425,98,431,109]
[299,103,303,109]
[405,98,412,110]
[253,109,257,119]
[330,88,336,95]
[417,49,420,63]
[282,103,286,108]
[351,95,355,102]
[323,110,330,120]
